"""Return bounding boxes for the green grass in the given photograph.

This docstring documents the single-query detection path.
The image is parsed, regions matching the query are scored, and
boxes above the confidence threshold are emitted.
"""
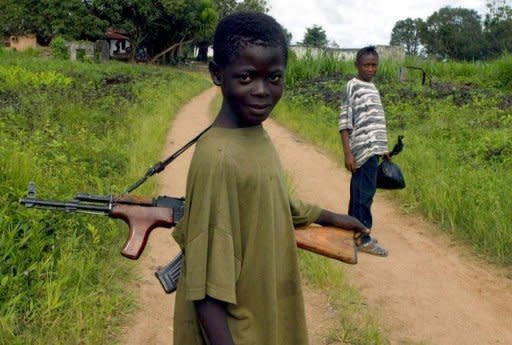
[298,252,388,345]
[0,48,210,344]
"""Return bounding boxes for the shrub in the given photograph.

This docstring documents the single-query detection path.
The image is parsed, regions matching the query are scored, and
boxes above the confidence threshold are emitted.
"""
[50,37,69,60]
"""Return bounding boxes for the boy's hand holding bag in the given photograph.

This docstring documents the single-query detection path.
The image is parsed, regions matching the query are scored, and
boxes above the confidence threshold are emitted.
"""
[377,135,406,190]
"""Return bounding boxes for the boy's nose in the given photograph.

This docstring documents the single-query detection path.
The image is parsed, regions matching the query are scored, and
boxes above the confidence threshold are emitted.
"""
[252,79,269,96]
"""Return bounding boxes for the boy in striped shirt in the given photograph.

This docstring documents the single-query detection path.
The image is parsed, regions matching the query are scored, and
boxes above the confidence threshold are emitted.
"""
[338,46,390,257]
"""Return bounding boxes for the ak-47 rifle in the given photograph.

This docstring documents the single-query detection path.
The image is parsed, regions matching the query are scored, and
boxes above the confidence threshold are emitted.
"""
[19,182,185,260]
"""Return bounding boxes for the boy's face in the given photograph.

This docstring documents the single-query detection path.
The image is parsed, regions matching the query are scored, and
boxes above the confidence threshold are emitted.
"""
[212,44,286,127]
[356,54,378,82]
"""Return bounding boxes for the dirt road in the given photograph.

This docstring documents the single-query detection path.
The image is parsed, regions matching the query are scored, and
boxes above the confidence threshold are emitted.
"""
[120,87,512,345]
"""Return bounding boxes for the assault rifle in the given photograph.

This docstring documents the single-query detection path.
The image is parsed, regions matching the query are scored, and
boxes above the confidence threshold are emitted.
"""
[19,182,185,261]
[20,182,186,293]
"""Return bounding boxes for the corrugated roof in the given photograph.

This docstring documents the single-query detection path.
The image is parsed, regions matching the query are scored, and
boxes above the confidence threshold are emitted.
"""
[104,31,129,40]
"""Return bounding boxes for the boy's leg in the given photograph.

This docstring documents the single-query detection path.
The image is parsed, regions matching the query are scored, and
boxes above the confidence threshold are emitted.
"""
[348,155,387,256]
[348,155,378,243]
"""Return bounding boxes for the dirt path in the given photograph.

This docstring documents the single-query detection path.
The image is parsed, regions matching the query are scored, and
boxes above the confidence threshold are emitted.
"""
[120,87,512,345]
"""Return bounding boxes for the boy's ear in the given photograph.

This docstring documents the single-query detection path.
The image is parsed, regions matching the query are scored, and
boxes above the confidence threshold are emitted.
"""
[209,61,223,86]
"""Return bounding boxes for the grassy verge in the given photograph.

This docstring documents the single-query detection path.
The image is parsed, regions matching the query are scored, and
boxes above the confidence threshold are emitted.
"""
[298,252,387,344]
[0,48,210,344]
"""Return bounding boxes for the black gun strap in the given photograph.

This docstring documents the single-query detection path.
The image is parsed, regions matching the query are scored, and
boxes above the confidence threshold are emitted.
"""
[124,125,212,194]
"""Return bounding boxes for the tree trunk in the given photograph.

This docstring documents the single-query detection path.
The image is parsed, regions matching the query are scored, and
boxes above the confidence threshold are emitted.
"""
[196,41,209,62]
[149,38,192,64]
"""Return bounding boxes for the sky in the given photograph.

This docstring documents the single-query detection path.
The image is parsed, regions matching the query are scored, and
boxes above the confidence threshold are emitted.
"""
[267,0,489,48]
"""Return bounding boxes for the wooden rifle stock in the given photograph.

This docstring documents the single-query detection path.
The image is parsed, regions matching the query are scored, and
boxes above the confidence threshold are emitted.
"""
[109,195,182,260]
[295,226,357,264]
[111,204,176,260]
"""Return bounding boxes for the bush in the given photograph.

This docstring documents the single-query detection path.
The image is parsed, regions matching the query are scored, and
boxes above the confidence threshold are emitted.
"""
[50,37,69,60]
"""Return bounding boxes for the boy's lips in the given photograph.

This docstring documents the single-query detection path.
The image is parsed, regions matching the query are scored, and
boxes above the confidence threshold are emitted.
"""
[248,104,272,113]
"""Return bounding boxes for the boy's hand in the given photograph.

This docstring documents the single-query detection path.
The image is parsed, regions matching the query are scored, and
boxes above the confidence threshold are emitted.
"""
[344,152,357,172]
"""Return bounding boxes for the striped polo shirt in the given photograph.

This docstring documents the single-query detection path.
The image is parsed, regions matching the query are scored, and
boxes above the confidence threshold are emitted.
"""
[338,77,388,167]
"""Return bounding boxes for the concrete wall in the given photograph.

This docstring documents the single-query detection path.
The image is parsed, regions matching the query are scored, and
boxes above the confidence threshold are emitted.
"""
[66,41,95,61]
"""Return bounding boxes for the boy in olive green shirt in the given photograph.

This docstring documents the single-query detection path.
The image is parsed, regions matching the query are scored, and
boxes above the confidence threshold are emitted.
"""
[172,12,368,345]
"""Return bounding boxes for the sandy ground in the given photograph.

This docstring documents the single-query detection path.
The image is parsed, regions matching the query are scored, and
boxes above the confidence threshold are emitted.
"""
[120,87,512,345]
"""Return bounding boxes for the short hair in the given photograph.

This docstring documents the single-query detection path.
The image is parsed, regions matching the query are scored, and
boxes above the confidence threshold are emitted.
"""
[355,46,379,65]
[213,11,288,68]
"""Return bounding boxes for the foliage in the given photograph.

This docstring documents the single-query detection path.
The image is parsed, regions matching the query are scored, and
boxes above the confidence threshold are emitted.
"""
[233,0,269,12]
[484,0,512,58]
[286,50,350,88]
[493,53,512,87]
[390,18,423,55]
[212,0,268,16]
[49,37,69,60]
[420,7,485,60]
[298,251,388,344]
[302,25,328,48]
[0,0,26,36]
[392,2,512,60]
[0,52,210,343]
[0,0,107,44]
[0,0,270,64]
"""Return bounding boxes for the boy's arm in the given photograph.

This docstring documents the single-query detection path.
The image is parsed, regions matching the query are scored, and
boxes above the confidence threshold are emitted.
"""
[194,295,235,345]
[339,130,356,172]
[315,209,369,236]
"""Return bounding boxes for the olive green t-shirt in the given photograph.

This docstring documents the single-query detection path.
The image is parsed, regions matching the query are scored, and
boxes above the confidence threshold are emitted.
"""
[172,125,322,345]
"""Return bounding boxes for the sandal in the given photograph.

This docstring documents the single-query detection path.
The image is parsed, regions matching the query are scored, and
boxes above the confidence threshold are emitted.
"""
[357,241,388,257]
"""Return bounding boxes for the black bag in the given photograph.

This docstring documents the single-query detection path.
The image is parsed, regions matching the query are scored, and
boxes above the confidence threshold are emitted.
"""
[376,135,406,190]
[376,159,405,189]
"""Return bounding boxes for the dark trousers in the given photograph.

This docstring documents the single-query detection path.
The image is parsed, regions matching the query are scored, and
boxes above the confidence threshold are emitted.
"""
[348,155,378,244]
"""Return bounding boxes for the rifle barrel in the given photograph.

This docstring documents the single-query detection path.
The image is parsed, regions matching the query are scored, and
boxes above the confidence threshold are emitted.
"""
[19,198,110,214]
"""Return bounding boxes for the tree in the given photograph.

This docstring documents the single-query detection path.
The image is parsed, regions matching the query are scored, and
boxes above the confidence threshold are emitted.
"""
[235,0,268,12]
[0,0,107,45]
[420,7,485,60]
[194,0,219,62]
[390,18,423,55]
[302,25,327,48]
[92,0,167,61]
[282,27,292,45]
[213,0,268,17]
[0,0,29,36]
[483,0,512,58]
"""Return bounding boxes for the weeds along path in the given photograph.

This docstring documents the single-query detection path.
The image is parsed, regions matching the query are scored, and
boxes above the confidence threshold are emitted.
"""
[120,87,512,345]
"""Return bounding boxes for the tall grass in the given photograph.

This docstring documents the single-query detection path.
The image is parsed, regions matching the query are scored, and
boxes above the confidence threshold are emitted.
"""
[0,49,210,344]
[286,50,352,88]
[403,54,512,88]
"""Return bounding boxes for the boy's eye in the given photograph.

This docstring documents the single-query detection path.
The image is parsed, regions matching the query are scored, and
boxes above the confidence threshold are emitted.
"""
[269,74,282,83]
[238,73,252,83]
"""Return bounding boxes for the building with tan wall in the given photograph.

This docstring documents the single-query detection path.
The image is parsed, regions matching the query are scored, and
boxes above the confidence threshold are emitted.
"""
[5,34,38,51]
